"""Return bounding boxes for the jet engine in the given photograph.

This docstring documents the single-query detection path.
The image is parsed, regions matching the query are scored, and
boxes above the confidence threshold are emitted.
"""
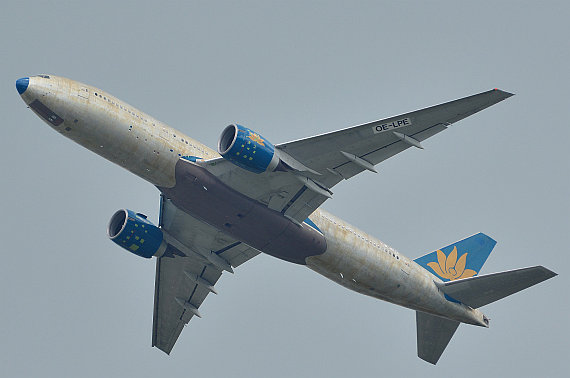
[217,124,280,174]
[107,209,166,258]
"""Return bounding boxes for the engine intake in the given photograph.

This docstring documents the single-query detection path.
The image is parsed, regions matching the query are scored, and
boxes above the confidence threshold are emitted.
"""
[218,124,279,173]
[107,209,166,258]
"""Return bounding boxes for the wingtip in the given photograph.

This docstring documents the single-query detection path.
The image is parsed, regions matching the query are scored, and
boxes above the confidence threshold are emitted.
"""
[492,88,515,98]
[539,266,558,278]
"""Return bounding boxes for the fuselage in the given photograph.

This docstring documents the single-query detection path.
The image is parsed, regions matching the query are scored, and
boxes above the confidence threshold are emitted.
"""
[17,75,488,327]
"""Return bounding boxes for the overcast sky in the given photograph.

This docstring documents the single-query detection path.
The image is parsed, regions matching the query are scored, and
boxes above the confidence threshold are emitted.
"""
[1,1,568,377]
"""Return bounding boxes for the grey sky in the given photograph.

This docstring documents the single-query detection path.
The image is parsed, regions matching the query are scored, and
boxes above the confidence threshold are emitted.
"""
[1,1,568,377]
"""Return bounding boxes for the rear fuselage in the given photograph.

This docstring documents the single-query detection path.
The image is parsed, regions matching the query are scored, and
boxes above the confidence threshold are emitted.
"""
[17,75,488,327]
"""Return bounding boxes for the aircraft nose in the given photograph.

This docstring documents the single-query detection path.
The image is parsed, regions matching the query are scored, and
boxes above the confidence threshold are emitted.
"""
[16,77,29,95]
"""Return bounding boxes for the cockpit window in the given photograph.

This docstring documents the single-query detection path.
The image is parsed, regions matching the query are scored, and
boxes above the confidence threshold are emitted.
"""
[35,75,51,79]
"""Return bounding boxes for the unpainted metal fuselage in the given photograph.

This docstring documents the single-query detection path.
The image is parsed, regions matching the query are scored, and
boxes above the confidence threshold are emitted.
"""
[19,75,489,327]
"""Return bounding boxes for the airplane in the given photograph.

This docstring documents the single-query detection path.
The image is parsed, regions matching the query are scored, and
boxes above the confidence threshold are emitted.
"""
[15,75,556,364]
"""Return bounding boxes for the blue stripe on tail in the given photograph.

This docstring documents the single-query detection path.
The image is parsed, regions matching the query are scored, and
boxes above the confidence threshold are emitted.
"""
[414,233,496,282]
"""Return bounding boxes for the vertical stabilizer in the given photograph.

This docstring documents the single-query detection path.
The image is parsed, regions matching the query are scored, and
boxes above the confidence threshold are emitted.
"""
[414,233,496,282]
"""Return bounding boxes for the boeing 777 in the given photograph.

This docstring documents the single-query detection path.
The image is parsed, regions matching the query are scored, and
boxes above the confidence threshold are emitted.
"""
[15,75,556,364]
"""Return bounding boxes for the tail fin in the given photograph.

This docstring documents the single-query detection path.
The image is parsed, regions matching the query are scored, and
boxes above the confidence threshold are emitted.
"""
[414,234,557,365]
[415,267,557,365]
[414,233,496,281]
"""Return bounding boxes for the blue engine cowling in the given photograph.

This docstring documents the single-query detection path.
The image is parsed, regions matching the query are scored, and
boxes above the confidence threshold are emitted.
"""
[107,209,166,258]
[218,124,279,173]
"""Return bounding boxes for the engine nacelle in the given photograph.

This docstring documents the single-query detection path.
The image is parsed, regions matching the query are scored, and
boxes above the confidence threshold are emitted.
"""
[218,124,279,174]
[107,209,166,258]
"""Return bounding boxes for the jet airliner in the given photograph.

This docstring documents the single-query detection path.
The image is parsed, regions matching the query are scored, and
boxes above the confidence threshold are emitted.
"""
[15,75,556,364]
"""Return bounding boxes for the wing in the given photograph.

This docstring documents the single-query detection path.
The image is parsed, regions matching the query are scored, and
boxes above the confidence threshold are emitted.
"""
[152,195,261,354]
[202,89,513,222]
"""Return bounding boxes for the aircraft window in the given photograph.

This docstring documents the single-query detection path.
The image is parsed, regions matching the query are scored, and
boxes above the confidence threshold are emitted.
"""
[95,92,97,96]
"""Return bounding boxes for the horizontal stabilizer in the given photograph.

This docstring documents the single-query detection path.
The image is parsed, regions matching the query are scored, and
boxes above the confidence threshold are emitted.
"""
[416,311,460,365]
[437,266,557,308]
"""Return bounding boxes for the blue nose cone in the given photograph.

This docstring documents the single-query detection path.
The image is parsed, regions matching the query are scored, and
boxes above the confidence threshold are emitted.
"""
[16,77,29,94]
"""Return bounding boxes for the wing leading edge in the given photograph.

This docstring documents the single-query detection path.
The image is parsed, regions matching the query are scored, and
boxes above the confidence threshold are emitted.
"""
[201,89,513,223]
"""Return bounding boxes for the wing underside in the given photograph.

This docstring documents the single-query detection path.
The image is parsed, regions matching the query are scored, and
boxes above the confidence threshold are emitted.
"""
[152,196,261,354]
[201,89,513,223]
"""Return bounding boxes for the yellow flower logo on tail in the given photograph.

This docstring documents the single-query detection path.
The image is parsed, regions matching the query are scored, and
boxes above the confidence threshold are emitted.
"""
[427,246,477,281]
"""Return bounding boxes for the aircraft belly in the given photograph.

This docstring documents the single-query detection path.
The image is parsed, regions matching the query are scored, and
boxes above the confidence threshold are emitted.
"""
[159,160,327,264]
